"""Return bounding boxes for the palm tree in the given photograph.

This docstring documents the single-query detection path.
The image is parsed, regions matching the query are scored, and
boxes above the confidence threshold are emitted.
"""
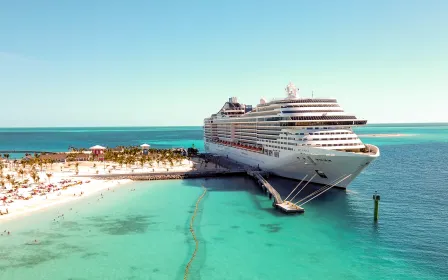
[66,153,75,162]
[37,158,43,171]
[139,155,147,168]
[3,154,9,166]
[18,169,25,180]
[125,156,134,169]
[116,156,124,169]
[46,173,52,184]
[49,159,55,170]
[147,156,153,168]
[156,155,161,167]
[175,154,184,166]
[12,159,18,171]
[20,159,27,170]
[29,171,36,183]
[7,177,15,189]
[167,154,174,169]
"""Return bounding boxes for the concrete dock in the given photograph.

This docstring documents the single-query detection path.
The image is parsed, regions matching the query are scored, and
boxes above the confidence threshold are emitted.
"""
[85,169,246,180]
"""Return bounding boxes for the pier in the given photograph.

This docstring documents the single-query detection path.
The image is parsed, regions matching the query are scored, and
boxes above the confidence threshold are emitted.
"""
[78,154,351,215]
[247,171,305,214]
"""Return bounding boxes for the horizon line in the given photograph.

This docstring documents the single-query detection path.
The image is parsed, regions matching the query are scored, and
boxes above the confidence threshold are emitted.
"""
[0,121,447,129]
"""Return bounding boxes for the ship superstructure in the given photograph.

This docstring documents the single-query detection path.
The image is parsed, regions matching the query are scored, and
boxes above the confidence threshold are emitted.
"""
[203,83,380,188]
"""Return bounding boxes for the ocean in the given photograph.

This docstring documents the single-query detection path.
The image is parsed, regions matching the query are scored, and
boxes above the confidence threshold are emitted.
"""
[0,124,447,279]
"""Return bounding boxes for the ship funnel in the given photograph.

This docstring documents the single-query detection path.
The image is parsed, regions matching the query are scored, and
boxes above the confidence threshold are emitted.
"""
[229,97,238,103]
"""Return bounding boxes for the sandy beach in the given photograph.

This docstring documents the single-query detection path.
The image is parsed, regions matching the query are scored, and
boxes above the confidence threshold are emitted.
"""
[0,177,131,222]
[0,156,222,222]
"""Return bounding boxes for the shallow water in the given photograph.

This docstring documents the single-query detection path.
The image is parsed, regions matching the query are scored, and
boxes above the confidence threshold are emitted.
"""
[0,124,447,279]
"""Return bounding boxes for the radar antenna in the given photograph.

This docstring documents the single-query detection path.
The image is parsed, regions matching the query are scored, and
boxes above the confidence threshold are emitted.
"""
[285,82,298,99]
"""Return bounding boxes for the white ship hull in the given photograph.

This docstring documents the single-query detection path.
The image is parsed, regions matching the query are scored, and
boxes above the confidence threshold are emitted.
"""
[205,142,379,188]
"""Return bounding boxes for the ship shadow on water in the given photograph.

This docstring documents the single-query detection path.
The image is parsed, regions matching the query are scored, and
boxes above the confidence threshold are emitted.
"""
[180,175,351,217]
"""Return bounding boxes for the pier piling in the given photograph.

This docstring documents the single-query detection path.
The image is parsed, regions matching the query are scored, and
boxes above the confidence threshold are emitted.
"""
[373,192,380,222]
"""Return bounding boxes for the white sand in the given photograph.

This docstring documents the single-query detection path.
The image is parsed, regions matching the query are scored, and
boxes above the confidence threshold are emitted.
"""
[0,157,221,222]
[0,176,132,222]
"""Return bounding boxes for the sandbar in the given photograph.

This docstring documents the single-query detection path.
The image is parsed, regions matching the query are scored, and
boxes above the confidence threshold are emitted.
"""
[358,133,417,138]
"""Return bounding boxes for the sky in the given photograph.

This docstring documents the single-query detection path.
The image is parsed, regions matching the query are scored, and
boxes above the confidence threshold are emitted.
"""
[0,0,447,127]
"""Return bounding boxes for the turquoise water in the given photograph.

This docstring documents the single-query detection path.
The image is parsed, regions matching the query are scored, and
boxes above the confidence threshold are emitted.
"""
[0,124,447,279]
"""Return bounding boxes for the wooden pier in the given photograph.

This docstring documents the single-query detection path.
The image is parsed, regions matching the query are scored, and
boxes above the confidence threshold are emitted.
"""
[247,171,304,214]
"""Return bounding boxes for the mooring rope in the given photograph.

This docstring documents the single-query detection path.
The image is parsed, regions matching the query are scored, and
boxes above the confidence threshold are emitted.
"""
[184,185,207,280]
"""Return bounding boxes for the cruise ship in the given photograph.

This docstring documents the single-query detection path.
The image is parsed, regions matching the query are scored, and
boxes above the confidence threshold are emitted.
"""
[203,82,380,188]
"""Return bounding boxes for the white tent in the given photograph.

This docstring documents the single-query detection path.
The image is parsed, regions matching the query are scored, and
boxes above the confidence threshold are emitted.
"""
[140,144,150,148]
[89,145,106,150]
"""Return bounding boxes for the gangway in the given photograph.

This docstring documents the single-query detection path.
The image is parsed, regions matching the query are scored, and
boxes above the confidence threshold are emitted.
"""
[247,171,304,213]
[247,172,353,214]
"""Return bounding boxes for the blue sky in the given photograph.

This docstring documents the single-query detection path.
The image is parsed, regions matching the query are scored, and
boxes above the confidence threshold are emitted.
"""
[0,0,446,127]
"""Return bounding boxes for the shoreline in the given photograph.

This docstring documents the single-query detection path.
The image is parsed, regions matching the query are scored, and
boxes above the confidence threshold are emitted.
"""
[0,178,132,222]
[0,157,227,223]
